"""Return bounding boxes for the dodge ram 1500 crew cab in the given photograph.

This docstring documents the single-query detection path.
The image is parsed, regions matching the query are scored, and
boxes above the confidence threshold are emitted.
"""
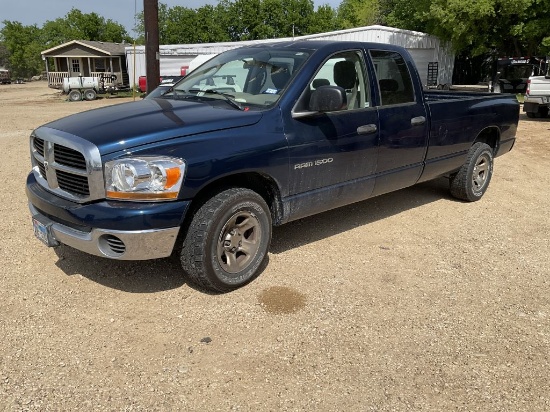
[26,41,519,292]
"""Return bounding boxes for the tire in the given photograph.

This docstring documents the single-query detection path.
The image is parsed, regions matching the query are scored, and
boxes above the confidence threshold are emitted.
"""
[68,90,82,102]
[538,106,549,118]
[526,112,536,118]
[180,188,272,292]
[450,142,494,202]
[83,89,97,101]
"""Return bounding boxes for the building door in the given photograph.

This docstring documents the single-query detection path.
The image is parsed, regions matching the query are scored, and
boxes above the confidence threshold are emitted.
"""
[69,58,83,77]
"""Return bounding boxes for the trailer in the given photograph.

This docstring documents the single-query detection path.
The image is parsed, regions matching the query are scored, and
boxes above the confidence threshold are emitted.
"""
[62,74,130,101]
[0,69,11,84]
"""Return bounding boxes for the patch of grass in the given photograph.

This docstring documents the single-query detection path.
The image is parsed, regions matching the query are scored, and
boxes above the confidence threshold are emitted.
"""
[516,94,524,103]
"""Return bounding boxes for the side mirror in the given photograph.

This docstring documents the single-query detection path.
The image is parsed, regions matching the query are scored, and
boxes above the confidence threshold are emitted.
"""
[309,85,346,112]
[291,85,347,119]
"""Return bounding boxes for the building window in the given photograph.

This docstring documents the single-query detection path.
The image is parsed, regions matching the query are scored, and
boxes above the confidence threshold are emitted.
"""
[71,59,80,74]
[95,59,106,72]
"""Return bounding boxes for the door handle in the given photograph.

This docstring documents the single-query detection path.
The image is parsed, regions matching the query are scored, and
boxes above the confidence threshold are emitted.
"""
[411,116,426,126]
[357,124,378,135]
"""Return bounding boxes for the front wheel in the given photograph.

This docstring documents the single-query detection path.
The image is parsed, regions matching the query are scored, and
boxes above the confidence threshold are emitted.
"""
[68,90,82,101]
[180,188,272,293]
[450,142,494,202]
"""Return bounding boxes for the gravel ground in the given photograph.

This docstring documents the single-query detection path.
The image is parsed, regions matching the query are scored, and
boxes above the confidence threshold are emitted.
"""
[1,82,549,411]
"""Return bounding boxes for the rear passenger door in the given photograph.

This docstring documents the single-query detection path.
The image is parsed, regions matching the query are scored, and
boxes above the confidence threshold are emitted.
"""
[369,49,429,197]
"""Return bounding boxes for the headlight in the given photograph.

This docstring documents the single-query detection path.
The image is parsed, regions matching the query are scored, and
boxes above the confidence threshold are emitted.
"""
[105,156,186,201]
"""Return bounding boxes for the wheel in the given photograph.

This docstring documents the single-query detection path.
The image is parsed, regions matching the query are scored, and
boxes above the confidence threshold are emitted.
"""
[180,188,272,292]
[83,89,97,101]
[538,106,549,118]
[526,112,536,118]
[450,142,494,202]
[68,90,82,101]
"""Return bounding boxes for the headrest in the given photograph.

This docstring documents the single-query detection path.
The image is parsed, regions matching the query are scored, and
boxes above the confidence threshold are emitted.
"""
[379,79,399,92]
[334,61,356,90]
[312,78,330,89]
[271,65,291,89]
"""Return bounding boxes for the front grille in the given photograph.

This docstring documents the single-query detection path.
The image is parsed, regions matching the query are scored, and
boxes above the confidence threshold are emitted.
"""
[30,129,104,203]
[37,162,46,178]
[54,144,87,170]
[34,137,45,156]
[56,170,89,195]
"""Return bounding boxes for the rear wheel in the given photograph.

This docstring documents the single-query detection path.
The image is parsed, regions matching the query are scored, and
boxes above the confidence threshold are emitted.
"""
[450,142,494,202]
[180,188,272,293]
[68,90,82,102]
[83,89,97,101]
[526,112,536,118]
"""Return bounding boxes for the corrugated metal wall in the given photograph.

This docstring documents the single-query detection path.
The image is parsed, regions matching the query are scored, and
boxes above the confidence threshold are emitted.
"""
[126,25,454,88]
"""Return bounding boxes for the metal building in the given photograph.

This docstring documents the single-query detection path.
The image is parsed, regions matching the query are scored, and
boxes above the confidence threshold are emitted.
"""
[125,25,454,89]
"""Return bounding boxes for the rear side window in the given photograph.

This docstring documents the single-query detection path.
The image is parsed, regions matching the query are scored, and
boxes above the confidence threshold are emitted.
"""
[369,50,415,106]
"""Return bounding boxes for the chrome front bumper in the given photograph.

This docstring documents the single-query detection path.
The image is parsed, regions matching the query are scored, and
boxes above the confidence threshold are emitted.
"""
[29,202,180,260]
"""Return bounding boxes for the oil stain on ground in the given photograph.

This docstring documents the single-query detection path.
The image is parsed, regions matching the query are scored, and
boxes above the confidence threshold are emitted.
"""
[258,286,306,314]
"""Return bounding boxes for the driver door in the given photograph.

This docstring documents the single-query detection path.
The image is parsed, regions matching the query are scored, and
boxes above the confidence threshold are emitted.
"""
[284,50,380,220]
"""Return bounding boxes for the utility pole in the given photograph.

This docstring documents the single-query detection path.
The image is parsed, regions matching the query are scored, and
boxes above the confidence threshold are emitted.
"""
[144,0,160,94]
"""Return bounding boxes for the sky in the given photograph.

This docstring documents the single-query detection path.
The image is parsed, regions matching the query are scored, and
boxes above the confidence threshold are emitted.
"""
[2,0,340,37]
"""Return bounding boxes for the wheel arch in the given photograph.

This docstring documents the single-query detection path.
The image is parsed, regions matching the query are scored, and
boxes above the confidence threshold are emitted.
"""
[185,172,284,227]
[473,126,500,153]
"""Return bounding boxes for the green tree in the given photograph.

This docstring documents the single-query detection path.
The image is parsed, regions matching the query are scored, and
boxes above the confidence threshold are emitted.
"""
[0,21,43,77]
[136,0,340,44]
[219,0,263,41]
[0,42,9,69]
[338,0,382,28]
[383,0,550,57]
[42,8,131,47]
[307,4,342,34]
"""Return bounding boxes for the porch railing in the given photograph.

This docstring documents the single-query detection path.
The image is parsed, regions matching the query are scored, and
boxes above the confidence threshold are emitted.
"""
[47,71,68,88]
[47,71,122,88]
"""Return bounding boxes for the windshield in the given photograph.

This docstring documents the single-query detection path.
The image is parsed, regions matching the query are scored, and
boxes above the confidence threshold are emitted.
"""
[161,47,310,109]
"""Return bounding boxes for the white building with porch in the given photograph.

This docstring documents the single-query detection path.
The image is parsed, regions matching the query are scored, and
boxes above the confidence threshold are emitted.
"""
[41,40,129,89]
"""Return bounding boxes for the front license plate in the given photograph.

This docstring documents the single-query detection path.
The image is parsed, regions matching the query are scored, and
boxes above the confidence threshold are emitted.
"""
[32,218,57,247]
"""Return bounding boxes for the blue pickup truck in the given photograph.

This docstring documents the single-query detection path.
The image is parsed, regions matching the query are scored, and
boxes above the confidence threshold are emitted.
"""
[26,41,519,292]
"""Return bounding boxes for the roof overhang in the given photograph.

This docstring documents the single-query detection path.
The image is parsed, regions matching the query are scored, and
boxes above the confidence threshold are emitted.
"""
[41,40,118,56]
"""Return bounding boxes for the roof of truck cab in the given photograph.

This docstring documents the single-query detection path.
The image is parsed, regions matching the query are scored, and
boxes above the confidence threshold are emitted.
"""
[239,40,409,52]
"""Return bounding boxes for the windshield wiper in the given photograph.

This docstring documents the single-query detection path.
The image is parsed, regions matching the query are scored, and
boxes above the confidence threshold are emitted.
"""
[202,89,244,111]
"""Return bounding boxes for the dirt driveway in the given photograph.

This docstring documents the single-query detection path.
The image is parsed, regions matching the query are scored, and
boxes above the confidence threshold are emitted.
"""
[1,82,549,411]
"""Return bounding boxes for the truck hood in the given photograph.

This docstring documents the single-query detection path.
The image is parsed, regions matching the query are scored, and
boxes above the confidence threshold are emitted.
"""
[42,99,263,155]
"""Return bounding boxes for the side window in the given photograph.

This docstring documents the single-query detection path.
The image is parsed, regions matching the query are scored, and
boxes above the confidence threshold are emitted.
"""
[305,50,370,111]
[369,50,415,106]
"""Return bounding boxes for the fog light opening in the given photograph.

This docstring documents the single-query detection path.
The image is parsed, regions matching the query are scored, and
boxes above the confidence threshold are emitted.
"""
[98,234,126,257]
